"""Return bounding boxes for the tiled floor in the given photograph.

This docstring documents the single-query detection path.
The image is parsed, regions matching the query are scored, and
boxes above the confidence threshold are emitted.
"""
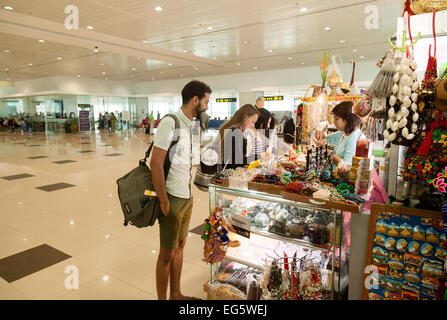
[0,129,211,300]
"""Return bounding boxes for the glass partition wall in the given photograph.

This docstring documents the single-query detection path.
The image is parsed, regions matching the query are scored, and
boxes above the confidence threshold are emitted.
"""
[0,94,144,134]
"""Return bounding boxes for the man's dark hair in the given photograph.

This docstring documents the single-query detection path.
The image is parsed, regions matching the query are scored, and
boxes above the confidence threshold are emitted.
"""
[181,80,212,104]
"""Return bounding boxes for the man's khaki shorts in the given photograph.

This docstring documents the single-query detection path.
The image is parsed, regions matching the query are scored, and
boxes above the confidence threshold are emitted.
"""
[159,194,193,250]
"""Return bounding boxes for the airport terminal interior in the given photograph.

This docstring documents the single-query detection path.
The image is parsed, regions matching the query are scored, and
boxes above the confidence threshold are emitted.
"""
[1,1,447,301]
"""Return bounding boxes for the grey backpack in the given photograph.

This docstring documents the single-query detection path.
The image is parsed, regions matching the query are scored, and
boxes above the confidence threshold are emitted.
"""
[116,114,180,228]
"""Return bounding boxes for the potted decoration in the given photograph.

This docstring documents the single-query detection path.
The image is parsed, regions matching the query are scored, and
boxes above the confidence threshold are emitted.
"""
[317,51,330,96]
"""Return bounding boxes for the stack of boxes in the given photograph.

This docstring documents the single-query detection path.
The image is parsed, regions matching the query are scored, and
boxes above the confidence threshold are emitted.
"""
[349,156,372,195]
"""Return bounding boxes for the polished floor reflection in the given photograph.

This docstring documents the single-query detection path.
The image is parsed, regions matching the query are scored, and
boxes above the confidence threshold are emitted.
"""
[0,129,210,300]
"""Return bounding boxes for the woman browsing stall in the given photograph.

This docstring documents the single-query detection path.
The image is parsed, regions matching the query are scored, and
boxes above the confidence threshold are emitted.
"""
[220,104,260,169]
[314,101,365,165]
[200,104,260,174]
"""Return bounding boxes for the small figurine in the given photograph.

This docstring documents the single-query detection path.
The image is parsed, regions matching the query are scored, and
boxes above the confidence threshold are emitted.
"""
[201,219,211,240]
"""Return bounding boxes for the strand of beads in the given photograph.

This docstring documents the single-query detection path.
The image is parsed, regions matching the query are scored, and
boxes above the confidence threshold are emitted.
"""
[383,55,419,142]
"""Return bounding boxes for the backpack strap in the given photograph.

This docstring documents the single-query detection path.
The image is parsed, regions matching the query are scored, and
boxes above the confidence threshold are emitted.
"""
[140,114,181,180]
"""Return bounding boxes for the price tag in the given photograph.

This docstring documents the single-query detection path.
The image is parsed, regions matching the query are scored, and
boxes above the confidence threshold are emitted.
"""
[229,213,251,231]
[372,97,386,112]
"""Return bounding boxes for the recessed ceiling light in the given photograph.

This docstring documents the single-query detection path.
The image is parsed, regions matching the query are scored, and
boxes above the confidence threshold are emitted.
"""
[288,57,293,60]
[155,6,163,12]
[168,63,172,66]
[4,6,14,10]
[300,7,308,12]
[102,72,106,75]
[4,68,8,71]
[132,67,136,71]
[268,49,273,53]
[207,26,213,30]
[86,26,94,30]
[76,75,81,77]
[194,67,199,70]
[4,49,10,53]
[324,27,332,31]
[100,63,104,66]
[353,49,358,53]
[183,50,189,53]
[301,62,305,65]
[253,66,258,70]
[38,40,46,43]
[236,62,241,66]
[243,40,249,44]
[57,57,62,60]
[28,63,33,66]
[152,77,155,80]
[142,40,148,43]
[340,40,346,43]
[360,56,365,59]
[93,49,99,53]
[213,57,217,60]
[102,275,109,281]
[70,220,74,225]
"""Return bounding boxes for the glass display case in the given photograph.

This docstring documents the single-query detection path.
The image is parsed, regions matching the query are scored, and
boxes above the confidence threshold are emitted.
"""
[205,185,350,300]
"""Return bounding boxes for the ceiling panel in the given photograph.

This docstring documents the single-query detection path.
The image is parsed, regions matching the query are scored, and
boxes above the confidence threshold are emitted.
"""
[0,0,404,82]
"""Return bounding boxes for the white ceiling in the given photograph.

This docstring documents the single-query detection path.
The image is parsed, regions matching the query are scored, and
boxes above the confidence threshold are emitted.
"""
[0,0,403,82]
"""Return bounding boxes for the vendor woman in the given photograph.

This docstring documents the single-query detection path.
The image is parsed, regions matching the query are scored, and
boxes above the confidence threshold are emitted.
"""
[314,101,365,165]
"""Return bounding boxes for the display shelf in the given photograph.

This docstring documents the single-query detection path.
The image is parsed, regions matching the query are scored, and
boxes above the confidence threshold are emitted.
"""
[211,184,363,214]
[210,184,327,211]
[203,282,247,300]
[223,251,265,271]
[206,183,350,300]
[281,191,363,214]
[223,233,278,270]
[247,227,332,252]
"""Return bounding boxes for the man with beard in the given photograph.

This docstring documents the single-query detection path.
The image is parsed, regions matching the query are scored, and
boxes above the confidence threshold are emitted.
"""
[150,80,211,300]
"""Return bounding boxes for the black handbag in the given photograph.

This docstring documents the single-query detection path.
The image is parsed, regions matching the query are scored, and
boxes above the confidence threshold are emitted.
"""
[116,114,180,228]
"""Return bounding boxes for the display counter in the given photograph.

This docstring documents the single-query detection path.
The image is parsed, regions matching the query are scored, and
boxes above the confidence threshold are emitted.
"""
[203,184,356,300]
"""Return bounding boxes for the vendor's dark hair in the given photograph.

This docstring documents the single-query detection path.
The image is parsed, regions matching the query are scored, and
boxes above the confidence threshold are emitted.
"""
[181,80,212,104]
[255,108,275,138]
[331,101,361,135]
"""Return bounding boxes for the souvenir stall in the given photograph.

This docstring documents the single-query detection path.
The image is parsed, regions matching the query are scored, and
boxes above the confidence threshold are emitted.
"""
[359,6,447,300]
[200,55,374,300]
[199,5,447,301]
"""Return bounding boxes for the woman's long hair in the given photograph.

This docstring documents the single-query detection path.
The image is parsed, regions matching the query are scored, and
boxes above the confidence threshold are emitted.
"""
[218,104,259,162]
